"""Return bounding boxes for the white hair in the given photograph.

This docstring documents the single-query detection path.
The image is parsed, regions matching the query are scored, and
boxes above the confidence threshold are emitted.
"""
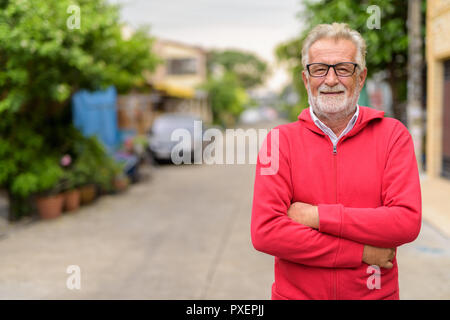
[301,23,367,71]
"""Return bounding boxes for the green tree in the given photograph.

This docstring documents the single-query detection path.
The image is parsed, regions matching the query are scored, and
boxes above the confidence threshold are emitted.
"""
[276,0,426,123]
[0,0,159,219]
[276,38,308,120]
[207,49,269,89]
[0,0,159,115]
[202,72,248,127]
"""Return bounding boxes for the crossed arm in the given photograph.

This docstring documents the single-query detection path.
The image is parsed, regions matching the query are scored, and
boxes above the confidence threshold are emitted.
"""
[287,202,395,268]
[251,125,421,270]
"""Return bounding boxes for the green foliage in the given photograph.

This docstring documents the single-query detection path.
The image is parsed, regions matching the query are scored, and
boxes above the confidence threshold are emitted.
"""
[2,127,125,220]
[204,49,266,125]
[277,84,306,122]
[10,156,65,197]
[72,135,124,193]
[0,116,124,218]
[132,135,149,150]
[96,157,125,194]
[0,119,46,193]
[275,37,309,121]
[297,0,410,79]
[0,0,156,219]
[207,50,269,89]
[0,0,159,117]
[202,72,248,127]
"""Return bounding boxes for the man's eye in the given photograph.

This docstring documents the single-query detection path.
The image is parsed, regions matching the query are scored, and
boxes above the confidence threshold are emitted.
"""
[338,67,353,74]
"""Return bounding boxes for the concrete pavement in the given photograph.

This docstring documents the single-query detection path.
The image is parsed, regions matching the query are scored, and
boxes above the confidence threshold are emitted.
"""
[0,164,274,299]
[420,174,450,237]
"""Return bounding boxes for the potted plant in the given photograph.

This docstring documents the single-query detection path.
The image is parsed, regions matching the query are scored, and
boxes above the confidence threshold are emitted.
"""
[79,184,96,205]
[95,155,128,194]
[113,171,130,193]
[73,135,124,199]
[72,155,97,205]
[60,155,82,212]
[35,186,65,219]
[29,158,65,219]
[93,156,116,195]
[71,137,103,205]
[63,187,80,212]
[112,160,129,193]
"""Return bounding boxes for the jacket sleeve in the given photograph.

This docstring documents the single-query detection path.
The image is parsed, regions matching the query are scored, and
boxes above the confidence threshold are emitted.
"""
[251,127,364,268]
[318,122,422,248]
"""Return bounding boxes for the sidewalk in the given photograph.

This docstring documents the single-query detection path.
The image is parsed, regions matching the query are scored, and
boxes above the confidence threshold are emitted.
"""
[420,174,450,238]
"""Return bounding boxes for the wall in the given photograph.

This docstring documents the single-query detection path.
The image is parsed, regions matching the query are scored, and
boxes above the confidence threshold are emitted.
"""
[426,0,450,178]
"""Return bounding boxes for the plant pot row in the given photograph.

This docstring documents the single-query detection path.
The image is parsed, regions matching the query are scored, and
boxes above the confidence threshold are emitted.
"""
[35,177,130,220]
[35,184,97,220]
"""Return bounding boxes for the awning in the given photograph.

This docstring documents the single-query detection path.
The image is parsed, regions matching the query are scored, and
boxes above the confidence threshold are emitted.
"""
[154,83,195,99]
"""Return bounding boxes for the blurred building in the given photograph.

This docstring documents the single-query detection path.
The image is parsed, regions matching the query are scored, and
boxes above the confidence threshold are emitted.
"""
[116,37,212,137]
[426,0,450,180]
[365,73,394,117]
[146,39,212,123]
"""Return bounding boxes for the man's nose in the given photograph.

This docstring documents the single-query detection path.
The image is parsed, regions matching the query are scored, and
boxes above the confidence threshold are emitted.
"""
[324,67,339,87]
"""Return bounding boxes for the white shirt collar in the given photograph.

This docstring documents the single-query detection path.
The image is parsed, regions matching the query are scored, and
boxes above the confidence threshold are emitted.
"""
[309,105,359,145]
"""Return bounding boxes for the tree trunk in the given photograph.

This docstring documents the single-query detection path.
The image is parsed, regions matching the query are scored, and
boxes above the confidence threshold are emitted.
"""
[407,0,424,171]
[388,69,406,124]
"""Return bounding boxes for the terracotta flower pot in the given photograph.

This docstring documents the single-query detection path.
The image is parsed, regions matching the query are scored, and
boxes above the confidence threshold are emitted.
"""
[79,184,96,205]
[64,189,80,212]
[35,194,64,220]
[114,177,129,193]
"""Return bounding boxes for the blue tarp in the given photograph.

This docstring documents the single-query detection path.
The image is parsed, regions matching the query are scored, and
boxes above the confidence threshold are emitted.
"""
[72,86,119,152]
[72,86,139,178]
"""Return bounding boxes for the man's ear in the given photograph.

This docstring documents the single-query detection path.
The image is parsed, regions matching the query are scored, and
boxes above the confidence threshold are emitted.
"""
[302,70,308,89]
[359,68,368,89]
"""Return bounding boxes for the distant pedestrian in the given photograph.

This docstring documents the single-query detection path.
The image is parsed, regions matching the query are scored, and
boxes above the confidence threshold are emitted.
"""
[251,23,421,300]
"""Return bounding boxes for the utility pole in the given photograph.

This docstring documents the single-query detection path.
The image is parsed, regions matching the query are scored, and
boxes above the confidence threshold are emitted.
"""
[407,0,424,172]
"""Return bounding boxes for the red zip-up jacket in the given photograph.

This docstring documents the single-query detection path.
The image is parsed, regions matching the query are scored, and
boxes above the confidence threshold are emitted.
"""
[251,106,422,300]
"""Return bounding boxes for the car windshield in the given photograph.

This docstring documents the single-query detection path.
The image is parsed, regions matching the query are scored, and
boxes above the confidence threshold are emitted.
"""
[152,114,199,134]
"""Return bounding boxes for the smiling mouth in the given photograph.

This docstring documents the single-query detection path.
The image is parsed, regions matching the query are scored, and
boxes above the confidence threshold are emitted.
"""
[320,91,344,95]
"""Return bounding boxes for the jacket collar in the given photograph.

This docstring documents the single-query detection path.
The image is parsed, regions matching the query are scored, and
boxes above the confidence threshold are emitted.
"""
[298,105,385,137]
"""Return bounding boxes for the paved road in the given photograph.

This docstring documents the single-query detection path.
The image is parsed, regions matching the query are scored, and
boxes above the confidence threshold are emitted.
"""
[0,162,274,299]
[0,125,449,299]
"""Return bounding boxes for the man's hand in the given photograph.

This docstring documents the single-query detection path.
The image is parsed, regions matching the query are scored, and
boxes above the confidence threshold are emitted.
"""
[287,202,319,229]
[362,245,395,269]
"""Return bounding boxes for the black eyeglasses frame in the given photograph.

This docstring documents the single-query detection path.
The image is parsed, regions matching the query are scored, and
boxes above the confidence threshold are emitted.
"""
[306,62,359,77]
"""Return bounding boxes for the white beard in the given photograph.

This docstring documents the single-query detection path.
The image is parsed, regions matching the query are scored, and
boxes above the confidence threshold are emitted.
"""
[307,81,360,121]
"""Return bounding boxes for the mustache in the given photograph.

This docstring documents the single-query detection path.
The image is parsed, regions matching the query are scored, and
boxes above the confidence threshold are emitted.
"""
[318,84,346,93]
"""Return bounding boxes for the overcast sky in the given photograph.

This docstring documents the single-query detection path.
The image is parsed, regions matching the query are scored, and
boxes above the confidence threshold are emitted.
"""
[109,0,304,92]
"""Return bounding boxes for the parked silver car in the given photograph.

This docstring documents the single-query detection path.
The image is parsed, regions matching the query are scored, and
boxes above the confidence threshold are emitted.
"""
[148,113,204,163]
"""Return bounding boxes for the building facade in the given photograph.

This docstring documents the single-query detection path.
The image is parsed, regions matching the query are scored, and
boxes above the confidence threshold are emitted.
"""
[146,39,212,123]
[116,37,213,135]
[426,0,450,179]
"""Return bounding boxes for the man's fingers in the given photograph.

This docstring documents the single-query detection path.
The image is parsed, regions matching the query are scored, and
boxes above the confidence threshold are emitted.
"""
[383,261,394,269]
[389,248,396,261]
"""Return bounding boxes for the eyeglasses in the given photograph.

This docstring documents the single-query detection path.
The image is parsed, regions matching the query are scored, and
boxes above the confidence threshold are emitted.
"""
[306,62,358,77]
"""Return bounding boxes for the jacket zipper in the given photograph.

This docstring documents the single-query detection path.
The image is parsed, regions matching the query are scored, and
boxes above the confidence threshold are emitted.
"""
[332,143,338,300]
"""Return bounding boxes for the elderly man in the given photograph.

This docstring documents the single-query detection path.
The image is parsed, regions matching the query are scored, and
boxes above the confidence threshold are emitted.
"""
[251,23,421,300]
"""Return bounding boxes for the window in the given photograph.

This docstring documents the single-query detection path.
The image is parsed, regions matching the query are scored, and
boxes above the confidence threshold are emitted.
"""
[167,58,197,75]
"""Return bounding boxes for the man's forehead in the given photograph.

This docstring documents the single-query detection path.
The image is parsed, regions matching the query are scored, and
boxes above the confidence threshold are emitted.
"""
[308,38,357,63]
